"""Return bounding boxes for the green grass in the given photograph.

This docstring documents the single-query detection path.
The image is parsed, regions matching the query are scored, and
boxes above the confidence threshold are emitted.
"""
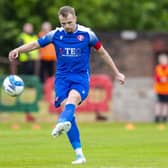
[0,122,168,168]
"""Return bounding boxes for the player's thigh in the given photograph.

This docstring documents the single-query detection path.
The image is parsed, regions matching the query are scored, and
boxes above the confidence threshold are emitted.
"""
[66,89,82,106]
[67,73,90,102]
[54,77,69,107]
[70,81,89,102]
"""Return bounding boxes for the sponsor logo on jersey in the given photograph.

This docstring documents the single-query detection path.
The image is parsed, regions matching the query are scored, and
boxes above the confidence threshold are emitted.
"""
[59,48,81,57]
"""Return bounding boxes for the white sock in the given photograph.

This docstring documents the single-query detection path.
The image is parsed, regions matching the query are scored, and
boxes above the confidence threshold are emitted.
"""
[75,148,84,157]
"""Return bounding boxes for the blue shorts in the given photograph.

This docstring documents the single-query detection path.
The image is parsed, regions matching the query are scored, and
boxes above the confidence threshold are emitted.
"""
[54,73,90,107]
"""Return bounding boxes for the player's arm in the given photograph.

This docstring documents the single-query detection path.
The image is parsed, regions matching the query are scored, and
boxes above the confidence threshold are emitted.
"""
[89,29,125,84]
[9,41,40,62]
[96,46,125,85]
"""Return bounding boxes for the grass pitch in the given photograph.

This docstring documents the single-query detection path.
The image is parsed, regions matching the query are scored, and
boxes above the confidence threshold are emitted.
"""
[0,122,168,168]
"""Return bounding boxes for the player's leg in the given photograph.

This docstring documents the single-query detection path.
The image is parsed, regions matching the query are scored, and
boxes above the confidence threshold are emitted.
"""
[47,61,55,77]
[52,89,88,164]
[58,89,81,122]
[39,60,45,83]
[52,99,86,164]
[59,80,89,124]
[67,82,89,164]
[154,102,162,122]
[154,94,163,123]
[51,89,81,137]
[155,95,168,122]
[52,75,89,164]
[162,103,167,122]
[67,116,86,164]
[51,76,71,136]
[59,89,86,164]
[160,95,168,122]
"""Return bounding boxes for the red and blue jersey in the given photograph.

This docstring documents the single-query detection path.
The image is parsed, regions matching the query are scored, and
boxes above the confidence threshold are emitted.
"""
[38,24,101,75]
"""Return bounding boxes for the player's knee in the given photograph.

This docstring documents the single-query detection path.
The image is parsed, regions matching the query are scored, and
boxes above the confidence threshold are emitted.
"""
[67,90,81,105]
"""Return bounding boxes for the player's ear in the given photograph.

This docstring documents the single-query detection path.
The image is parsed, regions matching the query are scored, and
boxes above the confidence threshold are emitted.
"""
[74,15,77,22]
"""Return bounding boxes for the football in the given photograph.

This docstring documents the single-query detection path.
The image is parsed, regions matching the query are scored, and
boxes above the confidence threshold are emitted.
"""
[2,75,24,97]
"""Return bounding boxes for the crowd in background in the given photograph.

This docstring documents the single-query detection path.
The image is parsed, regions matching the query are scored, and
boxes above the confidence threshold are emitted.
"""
[17,22,56,84]
[16,22,168,123]
[16,22,57,121]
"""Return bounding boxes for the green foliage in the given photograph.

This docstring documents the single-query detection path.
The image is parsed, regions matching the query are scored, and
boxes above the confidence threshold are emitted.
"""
[1,0,168,56]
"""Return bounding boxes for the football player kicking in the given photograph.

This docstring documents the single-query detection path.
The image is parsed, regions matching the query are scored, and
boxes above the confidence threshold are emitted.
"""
[8,6,125,164]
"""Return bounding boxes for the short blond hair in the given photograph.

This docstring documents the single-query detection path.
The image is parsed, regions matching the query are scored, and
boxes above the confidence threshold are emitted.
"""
[58,6,76,17]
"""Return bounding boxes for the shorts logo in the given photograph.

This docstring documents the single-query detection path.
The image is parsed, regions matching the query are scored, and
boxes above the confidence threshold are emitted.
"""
[77,35,84,41]
[55,96,59,101]
[60,35,63,40]
[82,90,85,94]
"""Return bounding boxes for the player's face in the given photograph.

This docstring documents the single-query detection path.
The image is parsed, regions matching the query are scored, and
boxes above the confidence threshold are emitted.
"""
[159,55,168,65]
[59,13,77,33]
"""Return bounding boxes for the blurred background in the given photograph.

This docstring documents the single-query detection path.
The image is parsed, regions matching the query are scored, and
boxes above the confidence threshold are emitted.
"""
[0,0,168,123]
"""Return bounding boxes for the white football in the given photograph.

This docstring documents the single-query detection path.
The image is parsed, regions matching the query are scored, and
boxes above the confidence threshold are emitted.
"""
[3,75,24,97]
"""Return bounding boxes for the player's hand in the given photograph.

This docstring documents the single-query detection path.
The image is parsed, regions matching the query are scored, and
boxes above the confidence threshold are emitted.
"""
[115,72,125,85]
[8,49,19,62]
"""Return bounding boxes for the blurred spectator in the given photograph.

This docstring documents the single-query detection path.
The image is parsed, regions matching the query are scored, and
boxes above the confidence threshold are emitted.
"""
[18,23,39,75]
[154,54,168,123]
[17,23,39,122]
[38,22,57,83]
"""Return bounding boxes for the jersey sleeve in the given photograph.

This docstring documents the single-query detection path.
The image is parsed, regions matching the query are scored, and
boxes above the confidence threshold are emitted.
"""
[38,29,57,47]
[88,30,102,50]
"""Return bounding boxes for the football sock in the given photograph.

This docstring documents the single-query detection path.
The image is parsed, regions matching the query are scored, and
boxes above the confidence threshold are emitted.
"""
[58,104,75,122]
[58,104,82,155]
[67,116,82,150]
[75,148,84,157]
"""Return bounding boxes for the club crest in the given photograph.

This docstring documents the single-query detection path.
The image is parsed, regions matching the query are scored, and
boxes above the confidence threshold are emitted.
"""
[77,35,84,41]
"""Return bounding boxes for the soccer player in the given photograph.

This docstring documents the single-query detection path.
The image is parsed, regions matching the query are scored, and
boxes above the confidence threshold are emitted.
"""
[154,54,168,122]
[8,6,125,164]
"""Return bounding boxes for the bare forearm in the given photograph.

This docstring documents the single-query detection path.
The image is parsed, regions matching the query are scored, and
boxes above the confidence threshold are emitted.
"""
[9,41,40,62]
[96,46,125,84]
[98,47,120,75]
[16,41,40,53]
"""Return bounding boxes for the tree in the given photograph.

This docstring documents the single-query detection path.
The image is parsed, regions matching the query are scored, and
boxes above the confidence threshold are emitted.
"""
[1,0,168,56]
